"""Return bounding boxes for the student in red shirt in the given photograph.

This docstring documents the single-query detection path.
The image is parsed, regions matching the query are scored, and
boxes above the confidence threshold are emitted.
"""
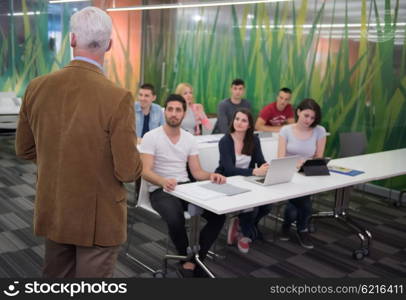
[255,87,295,132]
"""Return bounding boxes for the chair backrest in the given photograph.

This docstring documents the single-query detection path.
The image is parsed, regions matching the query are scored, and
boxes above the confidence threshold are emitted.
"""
[136,179,160,216]
[339,132,367,158]
[137,179,203,219]
[202,118,217,135]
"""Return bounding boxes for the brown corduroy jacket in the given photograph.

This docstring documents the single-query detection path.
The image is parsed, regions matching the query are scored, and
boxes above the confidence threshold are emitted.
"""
[15,60,142,247]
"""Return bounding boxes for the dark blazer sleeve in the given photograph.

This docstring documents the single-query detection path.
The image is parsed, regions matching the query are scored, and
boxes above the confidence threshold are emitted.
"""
[216,135,254,177]
[110,92,143,183]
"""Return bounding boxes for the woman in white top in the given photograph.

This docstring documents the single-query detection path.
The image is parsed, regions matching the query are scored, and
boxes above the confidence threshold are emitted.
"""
[175,83,212,135]
[277,98,327,249]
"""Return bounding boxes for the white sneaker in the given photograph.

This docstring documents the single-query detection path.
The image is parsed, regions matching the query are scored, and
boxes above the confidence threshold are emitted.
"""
[237,237,252,254]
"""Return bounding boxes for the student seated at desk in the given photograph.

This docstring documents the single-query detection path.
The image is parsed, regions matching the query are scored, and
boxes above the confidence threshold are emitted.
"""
[255,87,295,133]
[215,108,270,254]
[139,94,226,278]
[212,78,251,134]
[175,83,211,135]
[278,98,326,249]
[135,83,164,143]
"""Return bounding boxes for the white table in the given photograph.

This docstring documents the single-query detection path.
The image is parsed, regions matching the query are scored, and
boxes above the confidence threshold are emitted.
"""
[173,149,406,213]
[170,148,406,264]
[0,92,21,130]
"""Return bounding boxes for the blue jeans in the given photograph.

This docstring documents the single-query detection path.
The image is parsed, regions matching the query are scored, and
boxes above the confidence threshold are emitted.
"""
[239,204,271,240]
[282,196,312,232]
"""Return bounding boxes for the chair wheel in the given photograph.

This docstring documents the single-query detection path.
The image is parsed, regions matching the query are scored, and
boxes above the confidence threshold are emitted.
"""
[362,248,369,257]
[352,249,364,260]
[308,223,317,233]
[153,270,165,278]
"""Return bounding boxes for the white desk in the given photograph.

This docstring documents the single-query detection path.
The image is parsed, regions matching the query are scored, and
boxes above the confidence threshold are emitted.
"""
[0,92,21,130]
[175,148,406,214]
[170,148,406,262]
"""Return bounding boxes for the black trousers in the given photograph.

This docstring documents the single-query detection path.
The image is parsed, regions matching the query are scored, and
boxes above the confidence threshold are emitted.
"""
[150,188,225,261]
[282,195,312,232]
[239,204,271,240]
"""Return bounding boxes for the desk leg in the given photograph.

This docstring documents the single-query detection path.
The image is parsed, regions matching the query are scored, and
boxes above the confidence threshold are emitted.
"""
[161,214,216,278]
[394,190,406,207]
[310,187,372,260]
[190,215,215,278]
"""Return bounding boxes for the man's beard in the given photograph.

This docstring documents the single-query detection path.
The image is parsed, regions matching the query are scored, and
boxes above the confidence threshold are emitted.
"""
[165,117,183,128]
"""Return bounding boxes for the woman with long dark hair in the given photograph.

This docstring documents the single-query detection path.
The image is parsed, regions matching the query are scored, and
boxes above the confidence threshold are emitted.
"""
[215,108,270,253]
[278,98,327,249]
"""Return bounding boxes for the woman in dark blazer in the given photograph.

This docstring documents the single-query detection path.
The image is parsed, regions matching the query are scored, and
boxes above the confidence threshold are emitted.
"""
[215,108,270,253]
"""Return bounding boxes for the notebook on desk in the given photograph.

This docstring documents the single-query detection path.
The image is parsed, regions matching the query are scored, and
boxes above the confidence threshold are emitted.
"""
[328,165,364,176]
[172,182,250,201]
[247,155,299,186]
[199,182,250,196]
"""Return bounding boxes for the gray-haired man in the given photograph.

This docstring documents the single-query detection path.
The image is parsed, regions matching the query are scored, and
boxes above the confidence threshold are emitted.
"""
[15,7,142,277]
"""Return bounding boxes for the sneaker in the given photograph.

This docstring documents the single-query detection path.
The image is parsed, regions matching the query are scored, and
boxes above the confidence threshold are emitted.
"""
[176,264,195,278]
[297,231,314,249]
[279,226,290,241]
[227,217,240,245]
[237,237,251,254]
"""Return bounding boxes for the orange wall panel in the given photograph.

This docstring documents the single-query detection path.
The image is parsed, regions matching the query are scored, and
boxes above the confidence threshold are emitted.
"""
[93,0,142,95]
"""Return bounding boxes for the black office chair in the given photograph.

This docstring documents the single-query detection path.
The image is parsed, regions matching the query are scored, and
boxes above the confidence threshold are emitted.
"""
[308,132,367,234]
[338,131,368,194]
[340,132,400,207]
[339,131,368,158]
[126,178,202,278]
[126,165,223,278]
[309,131,373,259]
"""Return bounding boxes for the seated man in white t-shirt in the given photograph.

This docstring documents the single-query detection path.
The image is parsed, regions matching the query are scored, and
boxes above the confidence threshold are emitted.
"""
[139,94,226,278]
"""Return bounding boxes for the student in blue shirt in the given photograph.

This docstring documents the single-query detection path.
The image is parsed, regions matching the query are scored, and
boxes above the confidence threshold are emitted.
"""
[215,108,270,253]
[135,83,164,141]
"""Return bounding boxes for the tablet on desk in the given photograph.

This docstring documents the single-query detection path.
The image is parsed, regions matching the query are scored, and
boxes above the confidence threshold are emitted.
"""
[298,158,330,176]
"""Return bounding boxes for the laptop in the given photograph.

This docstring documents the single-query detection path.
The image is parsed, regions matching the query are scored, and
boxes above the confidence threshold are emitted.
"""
[248,155,299,186]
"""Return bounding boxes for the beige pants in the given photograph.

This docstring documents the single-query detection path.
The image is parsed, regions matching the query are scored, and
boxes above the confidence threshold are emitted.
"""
[43,239,120,278]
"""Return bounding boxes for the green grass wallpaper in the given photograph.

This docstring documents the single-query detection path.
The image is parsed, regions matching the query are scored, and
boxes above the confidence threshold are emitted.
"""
[1,0,405,189]
[0,0,72,97]
[143,0,405,188]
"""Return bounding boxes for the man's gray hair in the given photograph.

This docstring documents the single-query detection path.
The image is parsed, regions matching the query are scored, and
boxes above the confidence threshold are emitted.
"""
[70,6,112,53]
